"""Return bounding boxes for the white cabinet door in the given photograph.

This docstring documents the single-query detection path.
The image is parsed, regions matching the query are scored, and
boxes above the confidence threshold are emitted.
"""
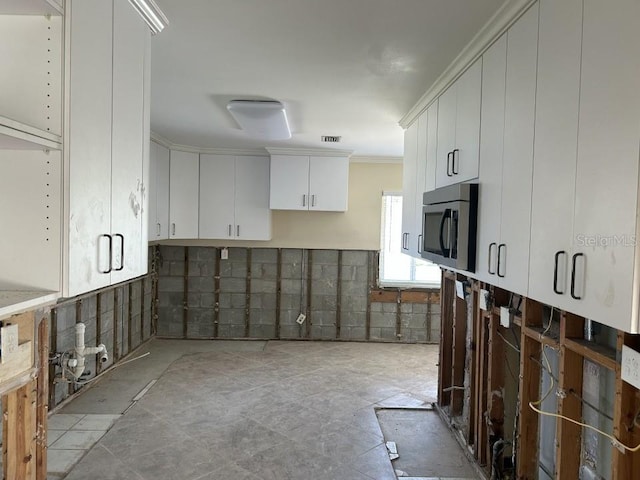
[475,34,507,285]
[424,101,438,193]
[269,155,309,210]
[401,122,418,256]
[66,0,113,297]
[453,59,482,184]
[413,110,428,257]
[169,151,199,239]
[199,154,235,239]
[528,0,582,308]
[149,142,170,240]
[155,143,170,240]
[498,2,538,296]
[235,156,272,240]
[309,156,349,212]
[110,0,147,284]
[571,0,640,332]
[435,85,457,187]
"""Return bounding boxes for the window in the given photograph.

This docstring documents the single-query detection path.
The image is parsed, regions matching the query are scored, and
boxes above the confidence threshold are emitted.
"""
[379,192,441,288]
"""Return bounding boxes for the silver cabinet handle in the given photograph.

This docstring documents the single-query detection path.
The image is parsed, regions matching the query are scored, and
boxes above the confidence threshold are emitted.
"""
[417,234,423,253]
[171,223,176,236]
[312,194,316,207]
[302,194,307,207]
[99,234,112,274]
[452,148,460,175]
[236,225,240,237]
[156,223,161,237]
[228,224,232,237]
[114,234,124,271]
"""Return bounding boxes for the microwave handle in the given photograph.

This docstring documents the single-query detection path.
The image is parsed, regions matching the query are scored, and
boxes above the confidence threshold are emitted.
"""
[438,208,451,257]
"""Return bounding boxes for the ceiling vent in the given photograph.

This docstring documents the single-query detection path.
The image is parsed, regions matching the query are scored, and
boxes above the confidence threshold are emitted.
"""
[321,136,341,143]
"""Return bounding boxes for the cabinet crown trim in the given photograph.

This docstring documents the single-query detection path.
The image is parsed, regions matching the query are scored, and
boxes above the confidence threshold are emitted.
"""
[399,0,536,129]
[266,147,353,157]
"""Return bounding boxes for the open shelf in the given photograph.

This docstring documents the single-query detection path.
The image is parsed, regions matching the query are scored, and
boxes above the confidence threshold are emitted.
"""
[0,116,62,150]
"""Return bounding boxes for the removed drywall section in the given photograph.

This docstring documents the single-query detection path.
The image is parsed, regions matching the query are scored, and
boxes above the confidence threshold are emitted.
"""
[156,245,439,343]
[49,275,153,409]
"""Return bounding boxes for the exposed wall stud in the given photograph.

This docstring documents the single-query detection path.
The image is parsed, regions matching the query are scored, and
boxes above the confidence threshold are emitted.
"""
[306,249,312,339]
[183,246,189,339]
[214,248,221,338]
[275,248,282,338]
[245,248,252,338]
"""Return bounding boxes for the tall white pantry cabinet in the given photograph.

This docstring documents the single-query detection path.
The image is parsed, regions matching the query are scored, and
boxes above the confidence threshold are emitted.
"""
[65,0,151,297]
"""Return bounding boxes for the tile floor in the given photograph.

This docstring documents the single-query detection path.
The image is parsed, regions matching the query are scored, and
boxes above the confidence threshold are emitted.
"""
[51,339,476,480]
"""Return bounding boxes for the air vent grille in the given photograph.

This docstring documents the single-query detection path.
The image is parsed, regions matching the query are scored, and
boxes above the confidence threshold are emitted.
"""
[321,135,341,143]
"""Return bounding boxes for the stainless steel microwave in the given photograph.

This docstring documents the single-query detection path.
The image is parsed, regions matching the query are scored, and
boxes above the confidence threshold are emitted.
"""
[421,183,478,272]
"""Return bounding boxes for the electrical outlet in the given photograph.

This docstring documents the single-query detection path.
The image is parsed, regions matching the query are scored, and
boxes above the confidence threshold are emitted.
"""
[296,313,306,325]
[0,323,19,363]
[500,307,511,328]
[479,289,490,311]
[220,248,228,260]
[621,345,640,390]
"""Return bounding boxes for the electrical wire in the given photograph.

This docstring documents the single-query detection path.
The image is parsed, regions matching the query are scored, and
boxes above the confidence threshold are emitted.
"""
[529,345,640,453]
[497,330,520,354]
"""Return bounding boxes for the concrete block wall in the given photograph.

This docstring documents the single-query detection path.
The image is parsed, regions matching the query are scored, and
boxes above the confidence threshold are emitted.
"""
[50,275,153,408]
[156,246,440,344]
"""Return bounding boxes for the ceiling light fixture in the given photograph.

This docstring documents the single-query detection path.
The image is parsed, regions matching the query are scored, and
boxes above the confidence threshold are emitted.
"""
[227,100,291,140]
[128,0,169,35]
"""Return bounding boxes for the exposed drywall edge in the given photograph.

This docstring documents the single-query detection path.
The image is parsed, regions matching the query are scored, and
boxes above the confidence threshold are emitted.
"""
[398,0,537,128]
[350,156,402,164]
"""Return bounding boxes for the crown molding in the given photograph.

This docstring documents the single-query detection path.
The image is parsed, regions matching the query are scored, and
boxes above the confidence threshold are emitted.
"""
[150,132,268,156]
[266,147,353,157]
[398,0,537,128]
[349,156,402,164]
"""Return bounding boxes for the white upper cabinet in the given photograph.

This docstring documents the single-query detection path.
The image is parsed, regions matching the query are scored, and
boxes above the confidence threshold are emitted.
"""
[269,155,309,210]
[475,34,507,285]
[234,156,272,240]
[308,156,349,211]
[199,154,271,241]
[66,0,115,296]
[570,0,640,332]
[169,151,199,239]
[435,59,482,188]
[497,2,538,296]
[65,0,150,297]
[424,102,438,194]
[148,141,170,240]
[401,120,419,257]
[110,0,149,284]
[474,2,538,295]
[528,0,583,308]
[270,154,349,212]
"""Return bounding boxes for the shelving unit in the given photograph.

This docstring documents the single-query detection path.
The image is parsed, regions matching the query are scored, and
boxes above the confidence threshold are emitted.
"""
[0,0,63,316]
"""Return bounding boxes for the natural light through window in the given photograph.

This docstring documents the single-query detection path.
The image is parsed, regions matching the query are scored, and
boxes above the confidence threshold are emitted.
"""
[379,193,441,288]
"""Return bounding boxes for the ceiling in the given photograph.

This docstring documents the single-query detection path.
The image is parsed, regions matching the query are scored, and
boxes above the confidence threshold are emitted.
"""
[150,0,506,158]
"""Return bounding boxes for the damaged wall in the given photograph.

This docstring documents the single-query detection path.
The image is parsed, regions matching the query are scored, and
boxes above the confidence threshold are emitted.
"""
[156,245,440,344]
[49,275,153,408]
